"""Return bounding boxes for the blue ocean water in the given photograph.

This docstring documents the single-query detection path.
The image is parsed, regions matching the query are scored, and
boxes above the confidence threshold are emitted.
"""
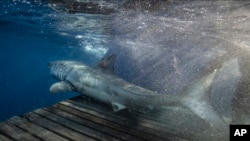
[0,0,109,121]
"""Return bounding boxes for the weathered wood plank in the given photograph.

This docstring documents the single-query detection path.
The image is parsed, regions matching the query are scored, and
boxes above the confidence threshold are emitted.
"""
[68,97,184,134]
[34,109,120,141]
[0,122,40,141]
[64,97,189,141]
[23,112,96,141]
[0,133,13,141]
[0,95,192,141]
[45,105,146,141]
[54,102,166,141]
[69,97,166,128]
[68,97,168,128]
[8,116,70,141]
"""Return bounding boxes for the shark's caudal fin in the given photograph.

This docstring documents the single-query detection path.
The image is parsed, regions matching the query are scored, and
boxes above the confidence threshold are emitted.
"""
[98,54,117,74]
[50,81,75,93]
[180,70,227,128]
[154,69,227,128]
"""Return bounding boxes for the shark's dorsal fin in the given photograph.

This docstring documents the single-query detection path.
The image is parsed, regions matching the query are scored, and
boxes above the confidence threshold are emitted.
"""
[98,54,117,74]
[50,81,75,93]
[111,102,127,112]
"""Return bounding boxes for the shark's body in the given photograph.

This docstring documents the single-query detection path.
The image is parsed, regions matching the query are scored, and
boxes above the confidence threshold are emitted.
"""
[47,1,250,140]
[49,60,171,111]
[48,60,227,131]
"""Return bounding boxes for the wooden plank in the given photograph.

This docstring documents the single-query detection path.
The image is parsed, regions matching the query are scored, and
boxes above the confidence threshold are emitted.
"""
[33,109,121,141]
[64,98,189,141]
[0,133,13,141]
[67,97,170,129]
[8,116,70,141]
[54,103,166,141]
[0,95,192,141]
[70,97,171,129]
[66,97,189,138]
[0,122,40,141]
[64,99,165,131]
[45,105,146,141]
[74,95,187,132]
[22,112,96,141]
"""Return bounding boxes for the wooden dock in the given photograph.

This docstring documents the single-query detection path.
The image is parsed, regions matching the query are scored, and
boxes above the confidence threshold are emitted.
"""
[0,96,190,141]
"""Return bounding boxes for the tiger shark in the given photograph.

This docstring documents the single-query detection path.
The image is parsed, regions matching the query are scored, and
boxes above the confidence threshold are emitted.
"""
[48,56,227,130]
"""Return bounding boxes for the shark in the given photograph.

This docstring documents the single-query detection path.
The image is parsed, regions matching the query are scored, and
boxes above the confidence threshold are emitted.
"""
[48,55,227,131]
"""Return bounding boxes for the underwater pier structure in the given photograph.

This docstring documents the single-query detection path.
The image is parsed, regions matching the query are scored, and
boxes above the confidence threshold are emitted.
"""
[0,96,189,141]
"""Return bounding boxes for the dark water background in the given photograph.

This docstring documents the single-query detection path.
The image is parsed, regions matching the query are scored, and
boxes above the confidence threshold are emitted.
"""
[0,0,110,121]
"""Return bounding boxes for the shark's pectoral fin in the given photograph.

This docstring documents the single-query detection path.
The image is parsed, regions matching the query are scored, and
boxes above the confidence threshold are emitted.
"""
[111,102,127,112]
[50,81,75,93]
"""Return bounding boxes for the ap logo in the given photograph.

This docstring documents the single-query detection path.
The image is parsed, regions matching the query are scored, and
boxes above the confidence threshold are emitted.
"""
[234,129,247,136]
[230,125,250,141]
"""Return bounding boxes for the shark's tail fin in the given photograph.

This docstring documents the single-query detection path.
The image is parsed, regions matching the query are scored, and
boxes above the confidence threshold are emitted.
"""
[154,69,227,128]
[180,69,227,128]
[151,69,228,140]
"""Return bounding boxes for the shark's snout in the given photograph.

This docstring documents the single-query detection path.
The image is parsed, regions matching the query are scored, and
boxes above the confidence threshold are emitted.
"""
[48,62,54,69]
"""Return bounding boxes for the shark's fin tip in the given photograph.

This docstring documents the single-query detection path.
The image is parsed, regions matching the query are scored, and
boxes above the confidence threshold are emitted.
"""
[111,102,127,112]
[98,54,117,74]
